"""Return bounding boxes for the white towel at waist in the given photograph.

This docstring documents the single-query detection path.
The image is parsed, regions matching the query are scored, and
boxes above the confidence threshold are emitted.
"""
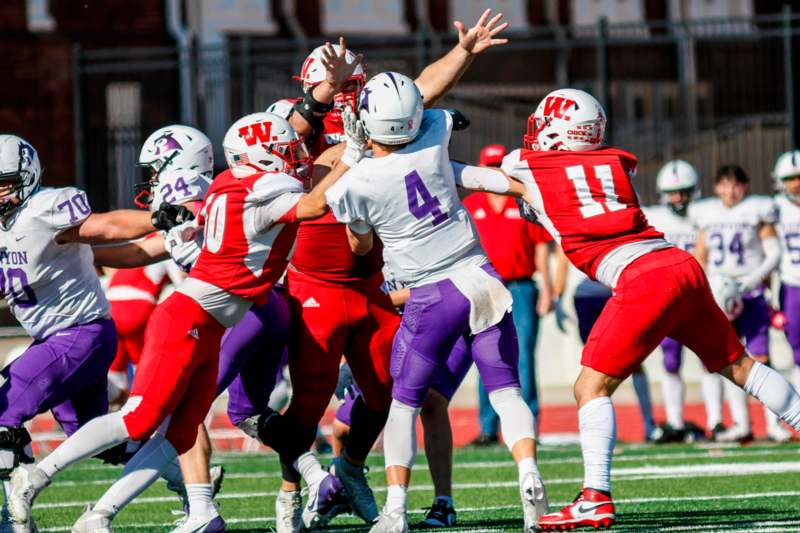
[449,265,513,334]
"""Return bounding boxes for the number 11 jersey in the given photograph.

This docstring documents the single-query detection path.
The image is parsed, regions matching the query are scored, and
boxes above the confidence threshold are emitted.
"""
[502,148,666,287]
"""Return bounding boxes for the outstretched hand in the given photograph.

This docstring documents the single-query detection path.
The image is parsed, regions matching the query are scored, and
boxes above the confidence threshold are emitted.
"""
[454,8,509,55]
[321,36,364,90]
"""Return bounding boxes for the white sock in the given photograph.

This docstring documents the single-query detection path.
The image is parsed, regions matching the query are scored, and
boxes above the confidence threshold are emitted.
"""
[793,365,800,393]
[293,452,327,487]
[385,484,408,513]
[579,397,616,493]
[764,404,783,432]
[661,372,685,430]
[701,372,723,430]
[517,456,540,482]
[724,377,751,429]
[383,399,421,469]
[94,435,178,516]
[631,372,655,435]
[488,387,536,450]
[744,361,800,430]
[38,410,130,479]
[186,483,216,518]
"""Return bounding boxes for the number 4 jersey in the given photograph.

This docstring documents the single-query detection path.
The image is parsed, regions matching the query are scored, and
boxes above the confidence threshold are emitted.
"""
[0,187,110,339]
[502,147,667,287]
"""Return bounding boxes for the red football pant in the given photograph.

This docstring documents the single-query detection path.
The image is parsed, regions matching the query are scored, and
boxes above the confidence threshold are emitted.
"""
[583,247,745,378]
[109,299,156,370]
[285,269,398,428]
[123,291,225,453]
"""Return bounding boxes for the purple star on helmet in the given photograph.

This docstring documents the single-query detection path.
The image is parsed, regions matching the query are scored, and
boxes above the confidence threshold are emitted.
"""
[153,132,183,156]
[359,86,372,112]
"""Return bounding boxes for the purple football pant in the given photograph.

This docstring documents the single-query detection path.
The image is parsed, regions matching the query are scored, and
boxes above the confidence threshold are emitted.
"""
[781,284,800,365]
[216,288,291,426]
[733,294,771,356]
[660,337,684,374]
[391,265,520,408]
[335,338,472,426]
[0,318,117,435]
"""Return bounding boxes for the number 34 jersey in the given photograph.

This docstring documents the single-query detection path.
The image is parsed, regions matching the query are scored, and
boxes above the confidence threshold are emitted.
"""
[0,187,110,340]
[774,194,800,286]
[502,148,667,287]
[326,109,484,287]
[688,195,776,281]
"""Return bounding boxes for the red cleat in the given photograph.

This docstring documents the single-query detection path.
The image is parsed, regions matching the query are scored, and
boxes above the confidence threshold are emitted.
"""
[538,488,615,530]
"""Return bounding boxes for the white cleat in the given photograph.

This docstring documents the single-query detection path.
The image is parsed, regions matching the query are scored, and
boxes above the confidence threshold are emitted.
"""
[331,456,378,523]
[0,508,38,533]
[275,489,303,533]
[520,472,549,532]
[368,509,408,533]
[168,512,225,533]
[767,423,793,443]
[7,465,49,525]
[71,504,112,533]
[713,424,753,443]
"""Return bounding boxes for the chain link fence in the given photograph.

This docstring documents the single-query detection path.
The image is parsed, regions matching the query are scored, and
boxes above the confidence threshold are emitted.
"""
[73,11,800,210]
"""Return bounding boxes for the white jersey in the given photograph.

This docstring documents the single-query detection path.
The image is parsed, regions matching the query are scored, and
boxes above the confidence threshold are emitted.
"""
[151,169,212,208]
[774,194,800,286]
[642,204,697,253]
[689,195,777,281]
[0,187,110,339]
[327,108,485,287]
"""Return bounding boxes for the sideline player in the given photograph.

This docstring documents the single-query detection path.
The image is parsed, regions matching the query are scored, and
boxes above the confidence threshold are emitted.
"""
[0,134,180,531]
[691,164,790,443]
[641,160,703,442]
[6,109,360,531]
[772,150,800,394]
[259,12,512,530]
[327,71,547,533]
[503,88,800,531]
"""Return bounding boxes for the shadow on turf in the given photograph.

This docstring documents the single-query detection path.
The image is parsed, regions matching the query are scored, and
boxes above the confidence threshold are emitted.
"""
[614,507,798,531]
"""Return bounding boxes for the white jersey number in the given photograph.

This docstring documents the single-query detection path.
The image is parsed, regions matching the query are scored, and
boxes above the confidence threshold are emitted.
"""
[566,164,626,218]
[204,193,228,254]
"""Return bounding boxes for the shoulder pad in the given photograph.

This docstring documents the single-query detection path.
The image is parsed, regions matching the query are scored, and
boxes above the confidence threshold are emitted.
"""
[32,187,92,232]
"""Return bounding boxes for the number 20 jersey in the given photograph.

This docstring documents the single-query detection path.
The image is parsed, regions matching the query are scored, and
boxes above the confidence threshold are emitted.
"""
[774,194,800,286]
[0,187,109,340]
[326,109,484,287]
[502,148,666,286]
[688,195,776,281]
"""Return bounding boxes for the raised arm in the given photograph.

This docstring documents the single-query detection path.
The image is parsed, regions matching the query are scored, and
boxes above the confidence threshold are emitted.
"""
[415,9,508,108]
[92,235,167,268]
[57,210,156,245]
[452,161,528,199]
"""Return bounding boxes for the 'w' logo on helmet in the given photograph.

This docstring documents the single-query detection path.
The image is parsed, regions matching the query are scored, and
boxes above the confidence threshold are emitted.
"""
[542,96,576,119]
[239,122,274,146]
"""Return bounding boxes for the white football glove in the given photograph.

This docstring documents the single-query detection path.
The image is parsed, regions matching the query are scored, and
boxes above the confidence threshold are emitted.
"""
[164,220,203,272]
[340,105,368,168]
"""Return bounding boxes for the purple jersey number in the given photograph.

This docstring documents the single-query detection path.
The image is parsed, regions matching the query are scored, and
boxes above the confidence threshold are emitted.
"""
[160,177,191,204]
[56,193,92,225]
[785,232,800,264]
[709,231,745,266]
[405,170,448,226]
[0,268,37,308]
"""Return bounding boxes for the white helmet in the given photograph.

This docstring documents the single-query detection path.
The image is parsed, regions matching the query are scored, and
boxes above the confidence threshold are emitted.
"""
[358,72,423,146]
[657,160,699,192]
[223,112,311,181]
[0,135,42,216]
[708,274,743,320]
[772,150,800,200]
[524,88,606,152]
[137,125,213,206]
[297,44,366,118]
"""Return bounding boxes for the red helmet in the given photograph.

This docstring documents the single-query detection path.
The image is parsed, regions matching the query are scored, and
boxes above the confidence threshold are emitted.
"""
[479,144,507,167]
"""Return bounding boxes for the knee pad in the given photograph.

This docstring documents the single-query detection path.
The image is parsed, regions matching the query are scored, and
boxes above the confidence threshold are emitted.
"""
[488,387,536,451]
[0,426,33,479]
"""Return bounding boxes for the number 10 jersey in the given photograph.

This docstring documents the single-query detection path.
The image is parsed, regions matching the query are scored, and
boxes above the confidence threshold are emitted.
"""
[502,147,666,287]
[0,187,110,340]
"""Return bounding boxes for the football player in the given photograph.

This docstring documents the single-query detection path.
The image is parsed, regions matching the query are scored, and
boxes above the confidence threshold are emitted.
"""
[327,71,546,533]
[641,161,702,442]
[505,88,800,531]
[0,134,181,532]
[259,11,511,531]
[773,150,800,394]
[691,164,791,443]
[5,109,360,532]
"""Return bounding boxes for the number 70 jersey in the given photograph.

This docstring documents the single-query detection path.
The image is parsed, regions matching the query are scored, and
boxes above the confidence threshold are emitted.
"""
[502,147,665,286]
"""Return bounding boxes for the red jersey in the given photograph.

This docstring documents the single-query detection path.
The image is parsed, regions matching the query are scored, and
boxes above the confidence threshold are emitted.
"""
[189,169,304,305]
[464,194,552,281]
[503,148,666,285]
[275,98,384,283]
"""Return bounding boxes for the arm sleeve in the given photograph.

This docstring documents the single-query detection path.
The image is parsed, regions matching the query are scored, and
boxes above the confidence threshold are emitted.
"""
[738,236,781,293]
[250,192,304,233]
[451,161,510,193]
[326,175,373,234]
[49,187,93,231]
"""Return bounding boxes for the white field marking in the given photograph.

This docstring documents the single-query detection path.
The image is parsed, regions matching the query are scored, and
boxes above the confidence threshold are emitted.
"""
[32,462,800,508]
[659,519,800,532]
[37,492,800,532]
